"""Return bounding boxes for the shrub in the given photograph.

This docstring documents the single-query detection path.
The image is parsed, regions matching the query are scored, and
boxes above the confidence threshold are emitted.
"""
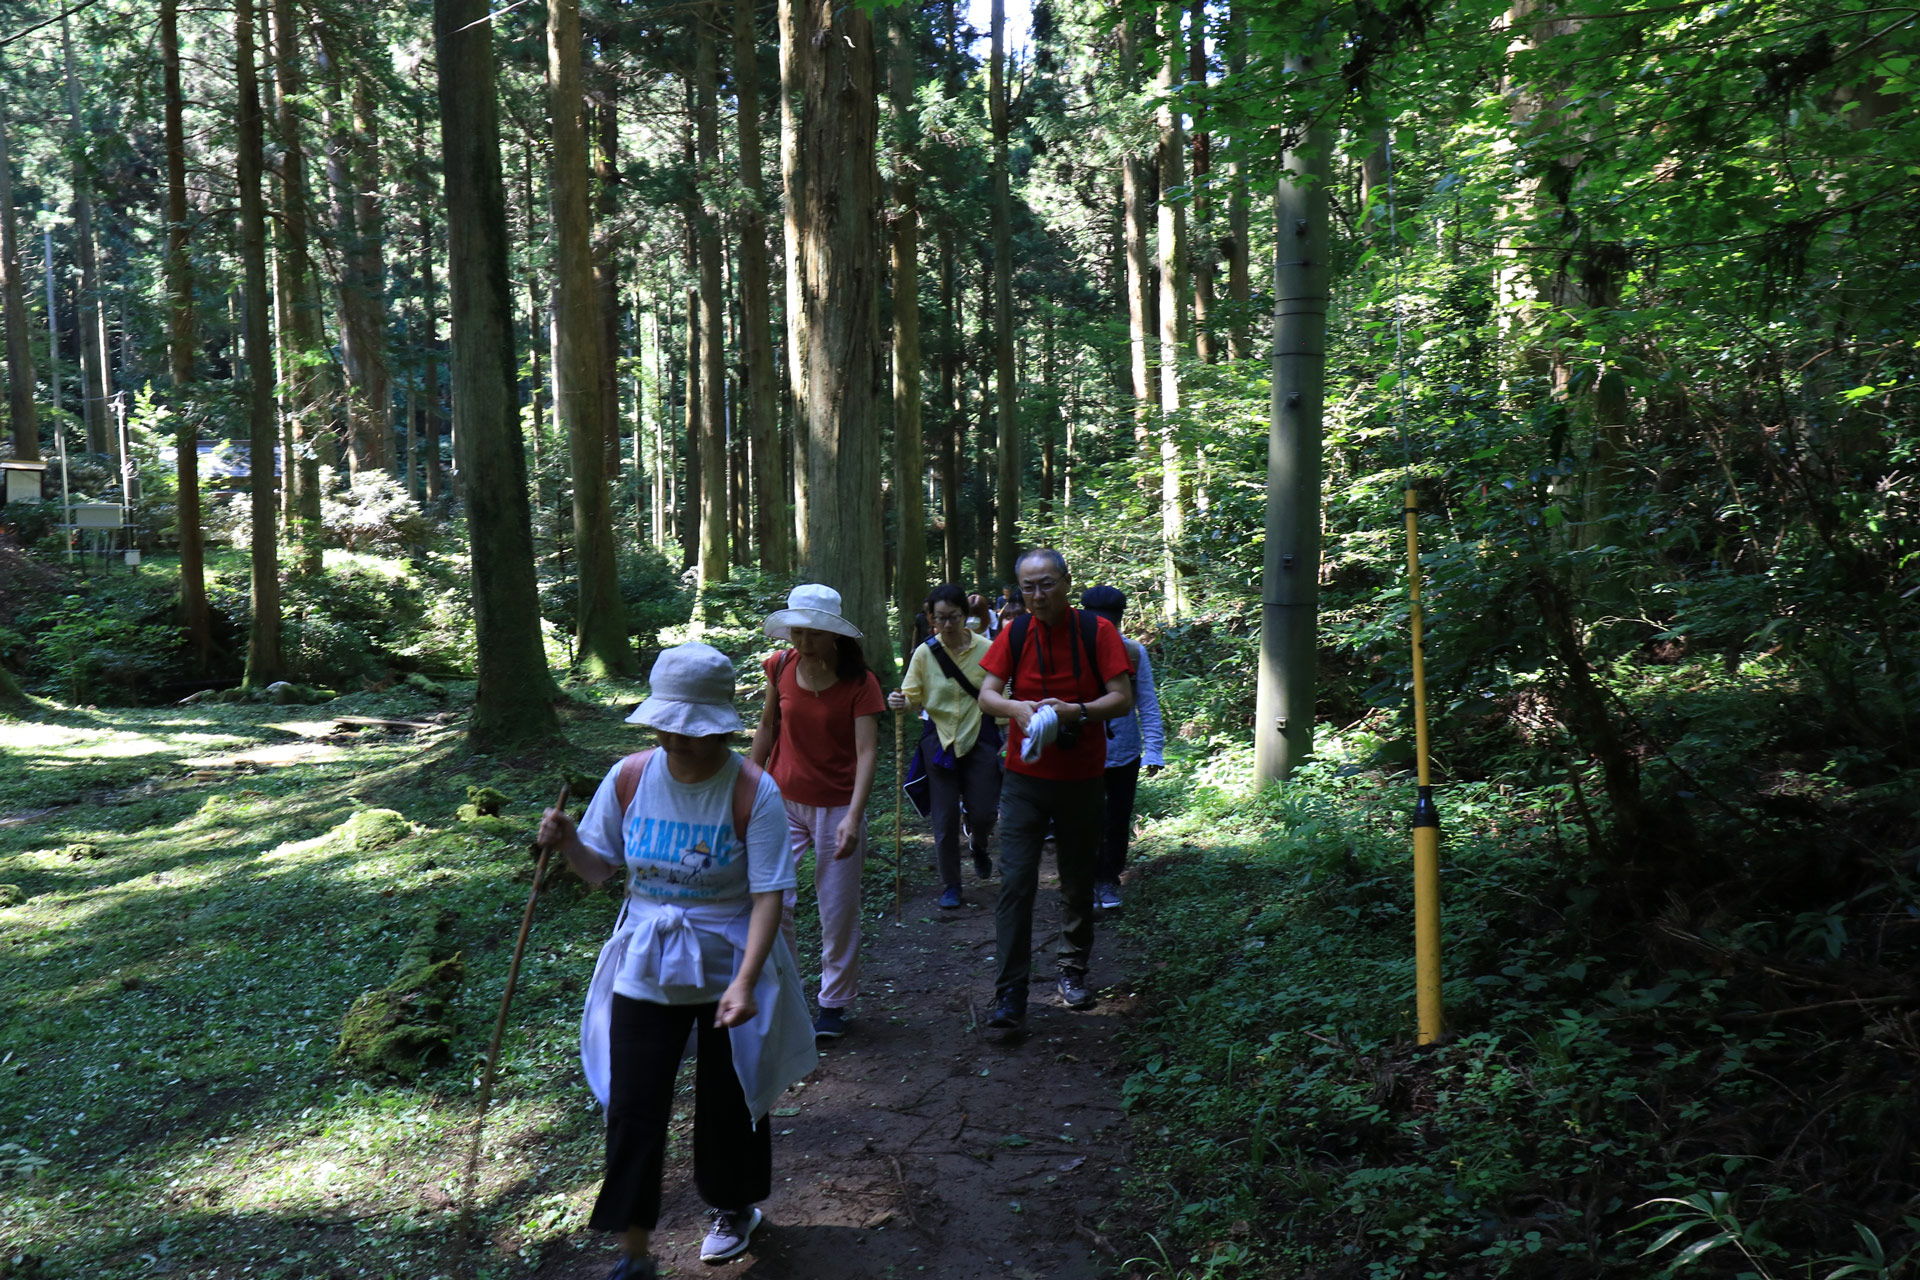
[319,467,433,553]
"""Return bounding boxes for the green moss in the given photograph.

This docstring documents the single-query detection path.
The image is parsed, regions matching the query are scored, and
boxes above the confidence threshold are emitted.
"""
[0,884,25,907]
[464,785,509,816]
[404,673,448,699]
[332,910,464,1080]
[333,808,412,850]
[60,843,102,861]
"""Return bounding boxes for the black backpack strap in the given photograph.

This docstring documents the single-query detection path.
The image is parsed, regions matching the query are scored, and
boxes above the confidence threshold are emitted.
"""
[929,640,981,700]
[1004,613,1032,698]
[1076,610,1101,693]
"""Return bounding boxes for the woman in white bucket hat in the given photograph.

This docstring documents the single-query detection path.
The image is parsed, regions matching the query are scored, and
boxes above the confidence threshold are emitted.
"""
[747,584,884,1041]
[539,642,815,1278]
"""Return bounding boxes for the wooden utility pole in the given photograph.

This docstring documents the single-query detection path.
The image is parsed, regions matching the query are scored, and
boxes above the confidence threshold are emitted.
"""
[1253,60,1331,783]
[1156,2,1190,619]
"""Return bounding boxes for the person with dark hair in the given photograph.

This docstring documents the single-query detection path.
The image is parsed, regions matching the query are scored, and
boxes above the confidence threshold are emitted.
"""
[888,583,1003,908]
[975,548,1134,1030]
[749,585,885,1040]
[1079,585,1165,913]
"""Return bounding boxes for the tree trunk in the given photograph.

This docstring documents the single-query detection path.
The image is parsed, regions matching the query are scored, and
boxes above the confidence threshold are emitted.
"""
[989,0,1019,584]
[272,0,324,573]
[435,0,563,746]
[61,17,110,459]
[939,222,961,584]
[1156,5,1190,618]
[680,282,702,569]
[1119,16,1157,476]
[737,0,787,575]
[161,0,212,672]
[548,0,635,675]
[1224,4,1250,360]
[890,6,927,631]
[1189,0,1218,365]
[694,7,730,583]
[779,0,811,566]
[793,0,891,671]
[417,155,444,502]
[236,0,285,687]
[595,84,623,493]
[1253,69,1330,783]
[320,35,394,475]
[0,89,39,462]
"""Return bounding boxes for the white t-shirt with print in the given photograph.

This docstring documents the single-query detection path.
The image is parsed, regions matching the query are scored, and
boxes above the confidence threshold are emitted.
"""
[576,751,794,1002]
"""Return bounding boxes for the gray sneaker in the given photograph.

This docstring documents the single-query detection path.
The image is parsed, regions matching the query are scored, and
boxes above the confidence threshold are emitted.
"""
[1095,880,1123,912]
[700,1205,763,1263]
[1057,973,1092,1009]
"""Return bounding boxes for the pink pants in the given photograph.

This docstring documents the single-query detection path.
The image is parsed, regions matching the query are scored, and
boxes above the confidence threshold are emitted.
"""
[782,800,866,1009]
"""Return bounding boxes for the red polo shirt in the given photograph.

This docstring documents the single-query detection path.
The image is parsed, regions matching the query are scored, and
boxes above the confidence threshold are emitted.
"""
[980,610,1131,781]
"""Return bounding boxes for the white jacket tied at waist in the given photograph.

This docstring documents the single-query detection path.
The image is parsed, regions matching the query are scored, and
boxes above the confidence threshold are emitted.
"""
[580,896,816,1123]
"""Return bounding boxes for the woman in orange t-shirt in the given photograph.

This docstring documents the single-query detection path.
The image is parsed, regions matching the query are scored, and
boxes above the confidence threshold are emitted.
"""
[748,584,884,1040]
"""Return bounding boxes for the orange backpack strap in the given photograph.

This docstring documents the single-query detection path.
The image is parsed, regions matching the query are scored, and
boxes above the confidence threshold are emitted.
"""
[613,748,657,813]
[732,757,765,843]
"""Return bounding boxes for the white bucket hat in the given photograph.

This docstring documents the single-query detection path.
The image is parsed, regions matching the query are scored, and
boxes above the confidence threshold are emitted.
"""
[762,583,864,641]
[624,642,744,735]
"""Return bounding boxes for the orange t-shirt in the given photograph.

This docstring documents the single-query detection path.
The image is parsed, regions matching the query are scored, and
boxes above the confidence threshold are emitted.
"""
[762,652,885,807]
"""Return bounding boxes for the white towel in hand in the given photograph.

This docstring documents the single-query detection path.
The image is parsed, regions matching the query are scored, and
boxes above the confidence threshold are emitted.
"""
[1020,703,1060,764]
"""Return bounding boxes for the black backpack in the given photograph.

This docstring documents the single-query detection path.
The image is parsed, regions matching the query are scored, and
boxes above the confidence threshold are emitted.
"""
[1004,609,1103,704]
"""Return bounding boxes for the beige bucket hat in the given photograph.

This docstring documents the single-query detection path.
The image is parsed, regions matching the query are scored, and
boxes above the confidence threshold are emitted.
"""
[762,583,864,641]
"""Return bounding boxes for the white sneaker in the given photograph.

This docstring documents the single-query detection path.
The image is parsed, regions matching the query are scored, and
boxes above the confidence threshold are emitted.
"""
[700,1205,763,1263]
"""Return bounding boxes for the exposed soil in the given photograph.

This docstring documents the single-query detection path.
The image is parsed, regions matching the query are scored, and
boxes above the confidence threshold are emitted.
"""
[540,845,1142,1280]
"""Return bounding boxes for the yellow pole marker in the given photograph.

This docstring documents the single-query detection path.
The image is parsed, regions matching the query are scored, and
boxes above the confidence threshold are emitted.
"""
[1405,489,1443,1044]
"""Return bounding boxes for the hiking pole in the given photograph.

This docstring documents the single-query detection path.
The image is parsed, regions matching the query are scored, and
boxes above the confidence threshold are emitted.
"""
[454,780,569,1273]
[893,709,905,922]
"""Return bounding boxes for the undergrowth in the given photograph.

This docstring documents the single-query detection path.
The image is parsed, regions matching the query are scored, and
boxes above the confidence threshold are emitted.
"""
[1108,722,1920,1280]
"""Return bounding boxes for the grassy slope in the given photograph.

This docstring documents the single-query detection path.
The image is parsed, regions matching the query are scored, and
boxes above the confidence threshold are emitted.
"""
[0,685,654,1278]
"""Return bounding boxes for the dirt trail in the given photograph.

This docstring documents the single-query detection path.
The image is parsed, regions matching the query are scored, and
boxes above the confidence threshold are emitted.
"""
[543,848,1140,1280]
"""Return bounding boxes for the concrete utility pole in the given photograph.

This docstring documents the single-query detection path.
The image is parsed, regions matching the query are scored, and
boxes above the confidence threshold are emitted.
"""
[1253,68,1332,783]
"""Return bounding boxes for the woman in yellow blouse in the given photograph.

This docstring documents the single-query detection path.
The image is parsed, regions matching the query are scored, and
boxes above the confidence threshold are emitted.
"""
[887,584,1003,909]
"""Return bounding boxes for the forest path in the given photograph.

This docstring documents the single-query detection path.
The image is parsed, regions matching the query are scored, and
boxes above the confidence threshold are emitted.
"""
[541,845,1138,1280]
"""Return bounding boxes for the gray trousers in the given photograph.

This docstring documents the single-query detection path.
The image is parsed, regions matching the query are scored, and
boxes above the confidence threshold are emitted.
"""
[929,724,1003,887]
[994,770,1105,998]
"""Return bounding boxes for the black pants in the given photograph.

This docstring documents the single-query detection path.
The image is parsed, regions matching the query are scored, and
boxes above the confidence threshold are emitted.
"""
[994,771,1105,998]
[929,724,1004,888]
[1097,759,1142,883]
[588,995,771,1233]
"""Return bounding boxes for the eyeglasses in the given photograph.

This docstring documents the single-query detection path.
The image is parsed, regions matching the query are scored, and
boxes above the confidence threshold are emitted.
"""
[931,611,966,625]
[1019,579,1060,595]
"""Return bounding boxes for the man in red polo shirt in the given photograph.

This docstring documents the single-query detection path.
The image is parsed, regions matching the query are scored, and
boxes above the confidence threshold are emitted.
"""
[976,548,1134,1030]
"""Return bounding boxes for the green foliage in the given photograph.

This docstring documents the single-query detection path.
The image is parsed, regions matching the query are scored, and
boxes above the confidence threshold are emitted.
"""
[330,809,413,851]
[26,593,177,704]
[332,910,465,1080]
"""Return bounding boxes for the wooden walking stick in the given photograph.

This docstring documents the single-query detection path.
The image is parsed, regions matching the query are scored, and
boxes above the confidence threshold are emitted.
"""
[453,781,569,1273]
[893,708,905,922]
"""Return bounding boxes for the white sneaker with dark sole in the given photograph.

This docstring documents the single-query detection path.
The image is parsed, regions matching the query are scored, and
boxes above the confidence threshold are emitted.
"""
[701,1205,763,1263]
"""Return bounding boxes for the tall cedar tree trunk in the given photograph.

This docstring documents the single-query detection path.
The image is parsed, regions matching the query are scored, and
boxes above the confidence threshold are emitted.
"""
[974,273,992,584]
[778,0,810,563]
[272,0,324,572]
[736,0,787,573]
[548,0,635,674]
[434,0,562,744]
[236,0,285,686]
[890,7,927,631]
[1189,0,1217,364]
[1118,17,1157,478]
[320,34,394,474]
[522,136,546,513]
[680,280,702,568]
[939,223,961,583]
[694,8,730,582]
[594,86,623,492]
[162,0,212,670]
[62,18,110,458]
[1223,3,1250,359]
[0,89,39,462]
[1253,69,1330,782]
[1155,3,1190,619]
[416,136,444,502]
[989,0,1019,583]
[792,0,891,671]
